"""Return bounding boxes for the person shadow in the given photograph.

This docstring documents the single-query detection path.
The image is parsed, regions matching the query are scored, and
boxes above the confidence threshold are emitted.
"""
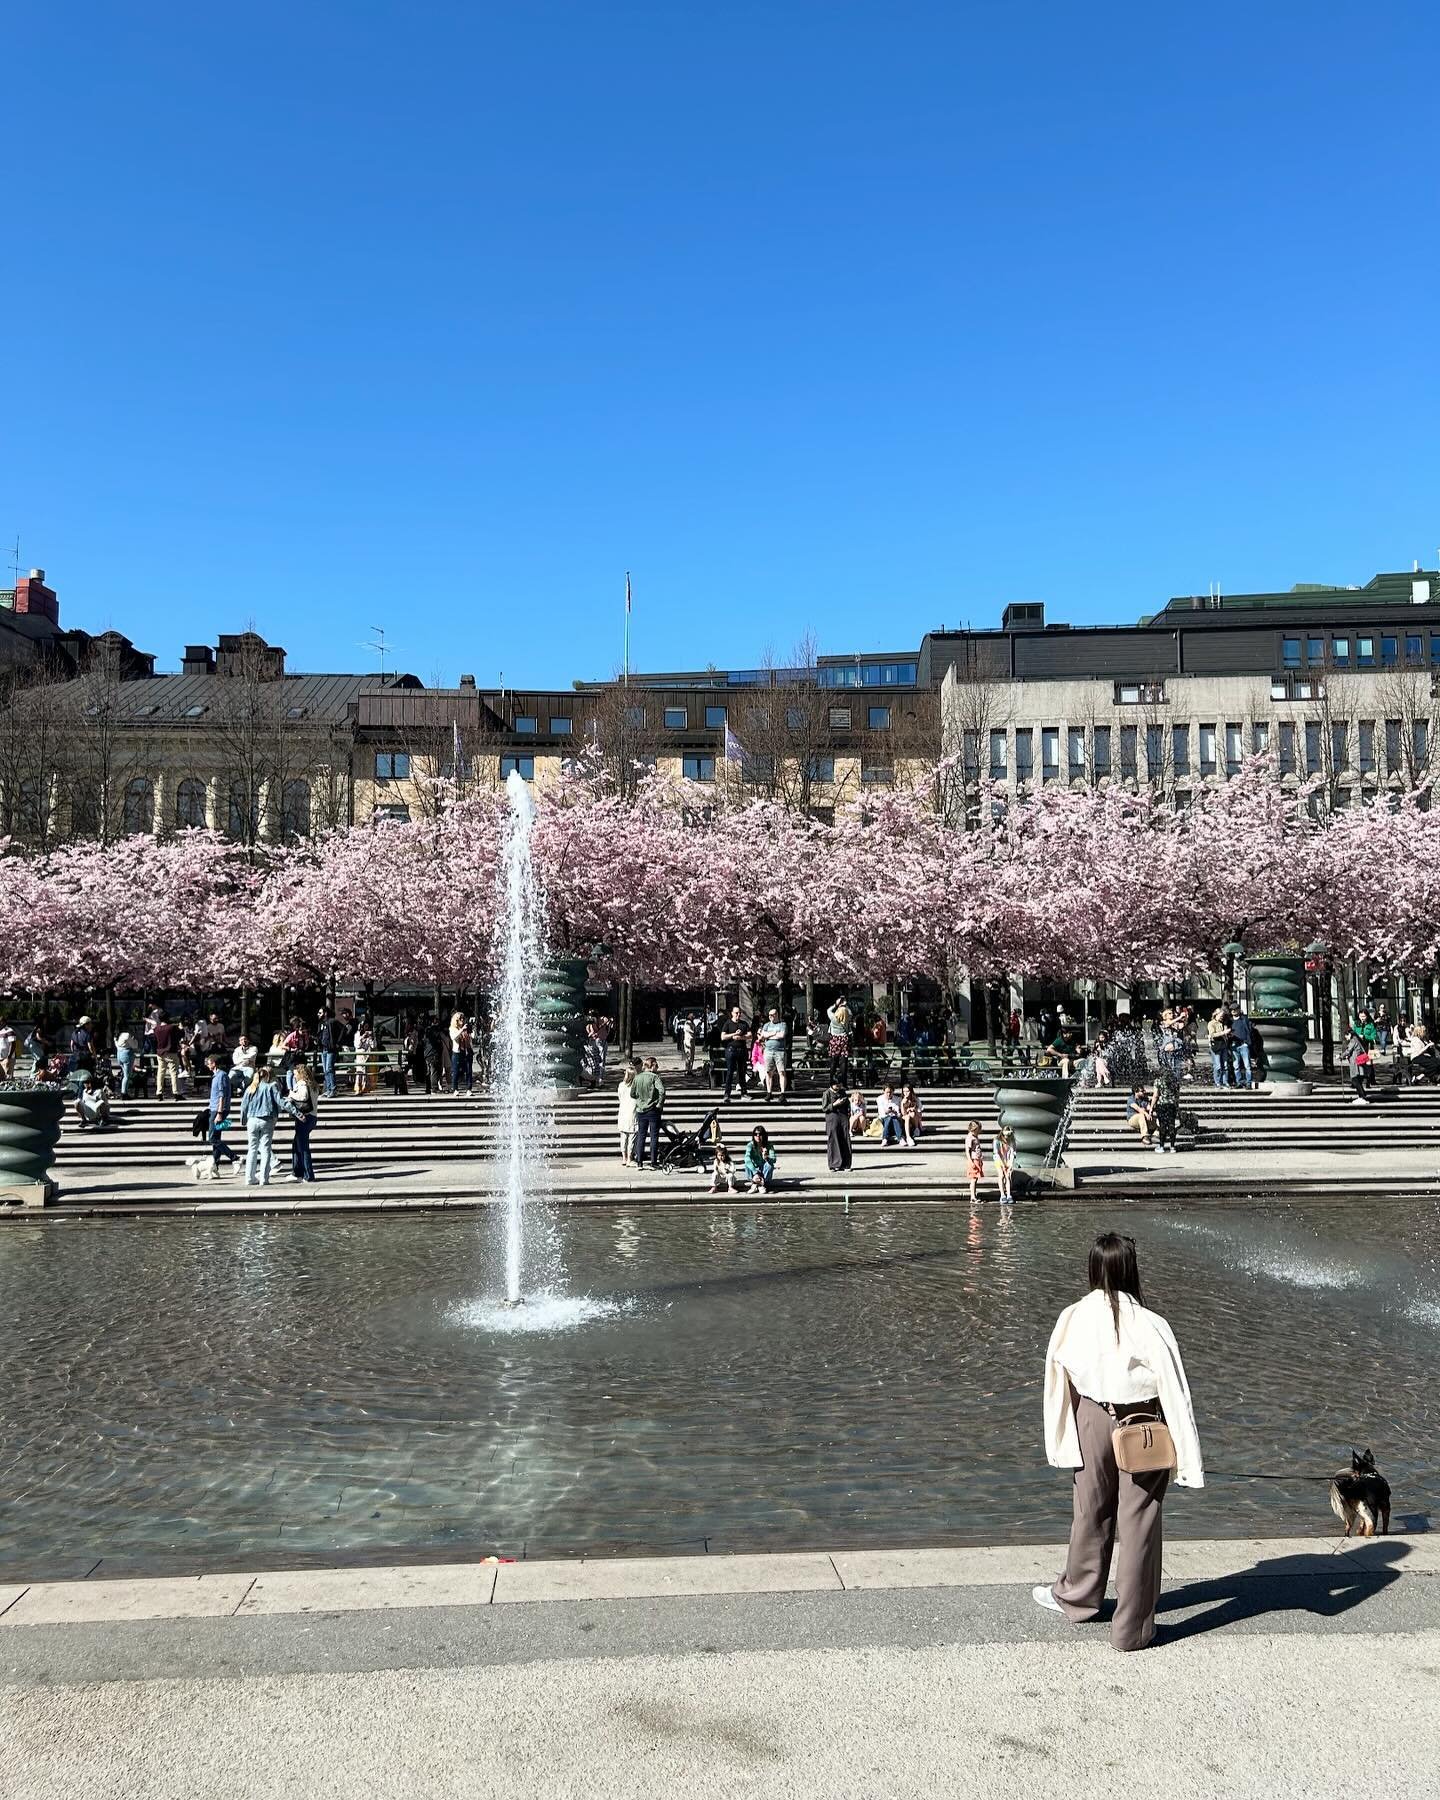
[1155,1539,1413,1642]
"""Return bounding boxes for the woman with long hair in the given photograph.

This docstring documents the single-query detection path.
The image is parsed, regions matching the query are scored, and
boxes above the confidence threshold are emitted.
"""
[1036,1233,1203,1651]
[286,1061,319,1183]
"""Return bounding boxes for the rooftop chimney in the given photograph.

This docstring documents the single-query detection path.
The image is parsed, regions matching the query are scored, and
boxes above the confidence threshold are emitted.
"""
[13,568,59,625]
[459,673,476,689]
[181,644,216,675]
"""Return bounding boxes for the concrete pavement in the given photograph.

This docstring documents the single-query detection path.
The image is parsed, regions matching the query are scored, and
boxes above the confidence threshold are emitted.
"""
[3,1537,1437,1798]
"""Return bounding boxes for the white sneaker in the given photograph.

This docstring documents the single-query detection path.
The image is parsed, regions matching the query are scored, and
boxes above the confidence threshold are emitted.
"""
[1032,1585,1065,1615]
[1167,1145,1177,1153]
[1153,1143,1165,1154]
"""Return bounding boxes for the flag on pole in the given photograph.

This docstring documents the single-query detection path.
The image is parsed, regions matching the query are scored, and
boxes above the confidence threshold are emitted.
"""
[724,720,748,768]
[625,571,632,614]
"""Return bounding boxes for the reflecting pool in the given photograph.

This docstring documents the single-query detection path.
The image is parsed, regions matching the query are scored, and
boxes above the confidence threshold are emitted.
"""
[1,1202,1436,1574]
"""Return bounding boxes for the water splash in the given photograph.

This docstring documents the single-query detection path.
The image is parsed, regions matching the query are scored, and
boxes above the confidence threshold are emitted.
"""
[449,1292,636,1335]
[495,770,552,1306]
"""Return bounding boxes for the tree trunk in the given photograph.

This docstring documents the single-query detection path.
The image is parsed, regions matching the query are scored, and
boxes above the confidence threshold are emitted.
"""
[779,956,793,1073]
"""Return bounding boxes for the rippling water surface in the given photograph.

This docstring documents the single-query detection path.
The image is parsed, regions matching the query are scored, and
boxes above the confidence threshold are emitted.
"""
[1,1202,1436,1572]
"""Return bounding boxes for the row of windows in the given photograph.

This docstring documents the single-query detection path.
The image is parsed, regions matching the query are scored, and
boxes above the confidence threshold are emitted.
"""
[5,777,319,839]
[1281,632,1440,671]
[618,703,895,732]
[969,719,1430,781]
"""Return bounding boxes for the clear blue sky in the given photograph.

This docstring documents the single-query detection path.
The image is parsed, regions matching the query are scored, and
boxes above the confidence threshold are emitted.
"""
[7,2,1439,687]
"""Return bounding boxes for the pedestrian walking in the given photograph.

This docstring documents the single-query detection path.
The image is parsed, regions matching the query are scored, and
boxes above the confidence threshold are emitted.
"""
[447,1011,472,1097]
[354,1021,378,1095]
[423,1014,446,1094]
[1035,1232,1203,1652]
[823,1080,852,1171]
[114,1026,137,1096]
[1152,1077,1180,1152]
[965,1119,984,1203]
[1229,1006,1253,1087]
[241,1066,283,1186]
[317,1010,339,1097]
[682,1013,699,1076]
[194,1050,237,1181]
[152,1013,181,1099]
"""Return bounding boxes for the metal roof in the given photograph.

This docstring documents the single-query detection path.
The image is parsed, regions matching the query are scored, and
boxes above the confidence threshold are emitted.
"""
[47,669,399,724]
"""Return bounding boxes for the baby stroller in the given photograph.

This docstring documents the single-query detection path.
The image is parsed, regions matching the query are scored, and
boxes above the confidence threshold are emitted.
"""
[657,1107,720,1170]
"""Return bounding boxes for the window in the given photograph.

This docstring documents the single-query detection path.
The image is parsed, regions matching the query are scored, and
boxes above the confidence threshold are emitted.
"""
[1358,720,1376,773]
[1305,721,1322,775]
[500,754,535,781]
[682,754,715,782]
[373,802,411,822]
[625,706,646,729]
[1068,727,1086,777]
[1414,719,1429,765]
[861,758,894,785]
[72,782,101,838]
[1198,724,1217,776]
[664,707,688,730]
[1332,636,1350,668]
[962,731,979,778]
[1145,724,1164,776]
[1382,635,1398,666]
[1407,633,1423,662]
[747,753,776,782]
[514,715,538,734]
[175,778,207,829]
[989,730,1008,780]
[183,703,207,719]
[1224,723,1242,777]
[1279,722,1296,775]
[1271,677,1289,700]
[1120,724,1137,780]
[549,716,572,735]
[1294,677,1324,701]
[376,751,410,781]
[15,779,42,835]
[868,705,891,730]
[1386,719,1402,773]
[807,754,835,783]
[123,777,154,836]
[1282,637,1301,669]
[1114,681,1166,705]
[1431,635,1440,664]
[786,706,805,730]
[1171,725,1190,775]
[1041,727,1059,781]
[1252,722,1271,755]
[1331,722,1348,770]
[1306,636,1324,664]
[705,705,727,729]
[828,707,851,729]
[1014,728,1034,782]
[1093,725,1111,777]
[1357,636,1375,668]
[287,705,307,720]
[281,780,310,841]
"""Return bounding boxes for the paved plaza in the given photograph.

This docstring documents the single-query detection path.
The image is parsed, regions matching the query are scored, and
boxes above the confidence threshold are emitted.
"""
[3,1539,1437,1798]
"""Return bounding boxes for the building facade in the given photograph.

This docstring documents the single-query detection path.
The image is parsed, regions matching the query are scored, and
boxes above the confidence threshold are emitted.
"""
[4,564,1437,851]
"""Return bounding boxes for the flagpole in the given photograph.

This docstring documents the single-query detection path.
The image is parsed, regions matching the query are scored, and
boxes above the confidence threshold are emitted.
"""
[623,571,631,686]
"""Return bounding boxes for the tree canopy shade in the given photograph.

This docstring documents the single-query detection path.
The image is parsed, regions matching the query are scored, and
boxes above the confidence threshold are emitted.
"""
[2,761,1438,998]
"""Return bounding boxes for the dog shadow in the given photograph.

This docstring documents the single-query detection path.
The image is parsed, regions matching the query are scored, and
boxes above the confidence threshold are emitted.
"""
[1156,1541,1411,1642]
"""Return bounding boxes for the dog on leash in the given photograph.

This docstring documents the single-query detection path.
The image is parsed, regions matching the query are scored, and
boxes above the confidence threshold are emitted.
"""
[1330,1448,1391,1537]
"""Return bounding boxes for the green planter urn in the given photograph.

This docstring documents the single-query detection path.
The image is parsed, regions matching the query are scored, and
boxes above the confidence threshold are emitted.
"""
[533,957,589,1092]
[1243,953,1309,1084]
[992,1074,1076,1172]
[0,1083,65,1207]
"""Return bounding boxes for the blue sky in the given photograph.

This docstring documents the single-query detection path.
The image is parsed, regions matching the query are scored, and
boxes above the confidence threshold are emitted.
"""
[7,2,1439,686]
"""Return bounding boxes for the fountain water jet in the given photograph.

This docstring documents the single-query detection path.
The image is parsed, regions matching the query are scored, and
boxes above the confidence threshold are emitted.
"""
[496,770,548,1306]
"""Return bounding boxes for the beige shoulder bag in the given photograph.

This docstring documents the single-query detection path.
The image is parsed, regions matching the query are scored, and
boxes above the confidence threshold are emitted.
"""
[1111,1408,1177,1474]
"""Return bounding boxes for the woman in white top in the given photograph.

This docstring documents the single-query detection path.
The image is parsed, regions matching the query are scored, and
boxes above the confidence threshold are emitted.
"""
[616,1064,638,1166]
[1036,1232,1202,1652]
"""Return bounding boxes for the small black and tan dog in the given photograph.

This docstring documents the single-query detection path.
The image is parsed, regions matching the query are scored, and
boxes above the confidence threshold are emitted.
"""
[1330,1448,1392,1537]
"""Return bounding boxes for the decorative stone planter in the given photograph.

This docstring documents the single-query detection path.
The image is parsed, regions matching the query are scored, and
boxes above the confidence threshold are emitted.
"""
[532,957,589,1093]
[1244,953,1309,1088]
[0,1084,65,1207]
[992,1075,1076,1176]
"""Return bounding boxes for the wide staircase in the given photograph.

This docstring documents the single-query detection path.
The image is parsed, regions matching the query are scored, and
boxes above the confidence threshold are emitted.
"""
[30,1070,1440,1212]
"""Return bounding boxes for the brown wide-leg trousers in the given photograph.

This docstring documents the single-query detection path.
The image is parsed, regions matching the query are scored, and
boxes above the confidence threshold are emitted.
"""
[1052,1394,1169,1651]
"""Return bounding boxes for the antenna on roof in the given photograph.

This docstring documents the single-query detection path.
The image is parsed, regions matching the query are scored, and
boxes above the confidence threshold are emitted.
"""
[6,537,19,585]
[358,626,397,678]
